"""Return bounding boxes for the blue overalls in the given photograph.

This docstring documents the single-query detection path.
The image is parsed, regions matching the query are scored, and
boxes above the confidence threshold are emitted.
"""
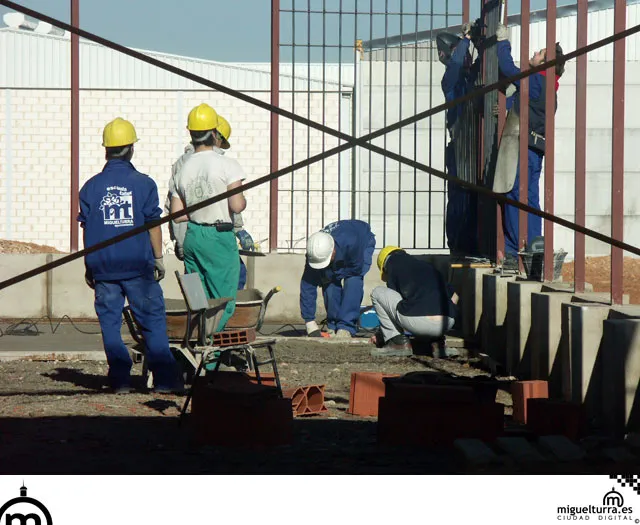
[300,220,376,335]
[442,38,481,256]
[497,40,550,255]
[78,159,180,390]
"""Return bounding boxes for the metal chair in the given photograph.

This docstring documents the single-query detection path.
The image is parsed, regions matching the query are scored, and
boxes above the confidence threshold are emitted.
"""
[174,271,283,422]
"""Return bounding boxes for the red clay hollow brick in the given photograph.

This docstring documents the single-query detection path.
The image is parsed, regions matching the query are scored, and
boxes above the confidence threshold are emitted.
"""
[348,372,401,417]
[526,398,585,441]
[283,385,328,417]
[511,380,549,424]
[210,328,257,347]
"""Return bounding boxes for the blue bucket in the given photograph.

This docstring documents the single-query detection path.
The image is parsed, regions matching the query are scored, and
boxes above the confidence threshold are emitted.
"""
[358,307,380,330]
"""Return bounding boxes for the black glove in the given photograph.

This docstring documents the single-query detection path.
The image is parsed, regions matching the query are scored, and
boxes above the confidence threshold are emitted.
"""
[85,268,95,289]
[174,242,184,262]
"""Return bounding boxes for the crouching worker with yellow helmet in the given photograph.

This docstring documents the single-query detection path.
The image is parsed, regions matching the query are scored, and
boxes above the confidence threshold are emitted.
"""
[78,118,183,393]
[170,103,247,330]
[370,247,459,357]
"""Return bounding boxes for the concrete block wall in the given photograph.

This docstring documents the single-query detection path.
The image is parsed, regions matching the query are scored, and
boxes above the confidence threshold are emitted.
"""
[0,253,385,323]
[0,88,343,254]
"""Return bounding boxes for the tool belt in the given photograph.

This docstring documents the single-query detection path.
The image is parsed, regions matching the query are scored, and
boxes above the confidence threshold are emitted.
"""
[198,221,234,232]
[528,131,546,154]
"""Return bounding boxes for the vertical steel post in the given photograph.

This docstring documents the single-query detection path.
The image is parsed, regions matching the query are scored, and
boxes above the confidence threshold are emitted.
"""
[270,0,280,252]
[70,0,80,253]
[543,0,556,281]
[518,0,530,265]
[496,0,507,261]
[611,0,626,305]
[574,0,587,293]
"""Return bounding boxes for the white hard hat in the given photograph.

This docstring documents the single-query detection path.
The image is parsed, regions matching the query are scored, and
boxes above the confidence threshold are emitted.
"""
[306,231,335,269]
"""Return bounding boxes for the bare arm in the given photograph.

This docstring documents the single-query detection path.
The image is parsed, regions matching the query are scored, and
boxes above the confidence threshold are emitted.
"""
[149,226,163,259]
[227,180,247,214]
[170,195,189,223]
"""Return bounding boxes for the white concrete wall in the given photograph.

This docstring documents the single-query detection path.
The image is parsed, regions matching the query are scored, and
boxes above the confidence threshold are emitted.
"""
[356,60,640,258]
[0,88,345,254]
[0,253,385,322]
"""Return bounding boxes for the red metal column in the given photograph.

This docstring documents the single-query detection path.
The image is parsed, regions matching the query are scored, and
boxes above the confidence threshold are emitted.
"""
[518,0,530,265]
[543,0,556,280]
[496,0,508,261]
[462,0,469,23]
[269,0,280,252]
[574,0,587,293]
[611,0,626,304]
[70,0,80,253]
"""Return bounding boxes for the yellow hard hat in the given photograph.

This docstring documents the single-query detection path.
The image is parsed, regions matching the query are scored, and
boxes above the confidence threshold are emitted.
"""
[377,246,402,280]
[102,117,138,148]
[187,103,218,131]
[217,115,232,149]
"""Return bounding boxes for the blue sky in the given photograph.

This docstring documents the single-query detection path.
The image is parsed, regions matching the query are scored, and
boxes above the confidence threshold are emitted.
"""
[1,0,563,63]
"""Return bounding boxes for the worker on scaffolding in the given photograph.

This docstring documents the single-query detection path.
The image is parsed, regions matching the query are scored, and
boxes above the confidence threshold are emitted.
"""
[78,117,183,394]
[493,23,565,270]
[438,22,483,258]
[301,220,376,339]
[369,246,459,357]
[165,115,255,289]
[170,103,247,330]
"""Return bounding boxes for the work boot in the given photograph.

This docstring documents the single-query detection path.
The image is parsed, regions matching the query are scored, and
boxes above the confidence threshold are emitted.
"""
[325,328,336,336]
[370,334,413,357]
[334,329,352,339]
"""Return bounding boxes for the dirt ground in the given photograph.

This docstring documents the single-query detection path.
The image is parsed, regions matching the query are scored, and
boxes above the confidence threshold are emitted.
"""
[0,335,522,474]
[562,255,640,303]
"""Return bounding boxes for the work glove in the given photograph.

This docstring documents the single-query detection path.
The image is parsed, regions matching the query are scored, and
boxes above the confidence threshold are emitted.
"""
[496,23,509,42]
[305,320,322,338]
[85,268,95,290]
[154,257,166,282]
[236,229,255,251]
[174,242,184,262]
[461,22,472,38]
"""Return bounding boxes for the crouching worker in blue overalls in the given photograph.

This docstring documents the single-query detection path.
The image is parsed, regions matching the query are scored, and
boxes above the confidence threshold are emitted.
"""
[300,220,376,339]
[78,117,183,394]
[370,246,459,357]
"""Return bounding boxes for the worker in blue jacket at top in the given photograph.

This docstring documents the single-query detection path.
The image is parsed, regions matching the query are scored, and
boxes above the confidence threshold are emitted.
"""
[301,220,376,339]
[439,22,482,257]
[495,23,564,269]
[78,117,182,394]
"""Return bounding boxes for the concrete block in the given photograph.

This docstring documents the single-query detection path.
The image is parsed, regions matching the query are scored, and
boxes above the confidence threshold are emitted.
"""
[482,274,515,365]
[495,437,548,463]
[454,438,503,465]
[561,302,612,431]
[0,254,48,318]
[450,267,493,345]
[537,435,586,462]
[530,291,573,390]
[602,319,640,437]
[506,280,544,377]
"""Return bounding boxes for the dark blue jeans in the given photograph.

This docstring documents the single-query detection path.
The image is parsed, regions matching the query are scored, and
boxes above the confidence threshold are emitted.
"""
[322,234,376,335]
[238,257,247,290]
[503,148,544,255]
[445,141,478,256]
[94,275,180,390]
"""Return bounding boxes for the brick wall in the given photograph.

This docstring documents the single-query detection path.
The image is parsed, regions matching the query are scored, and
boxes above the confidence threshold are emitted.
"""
[0,88,345,253]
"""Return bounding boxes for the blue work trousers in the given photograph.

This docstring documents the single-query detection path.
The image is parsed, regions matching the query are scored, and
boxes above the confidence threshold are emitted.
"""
[323,235,376,335]
[238,258,247,290]
[445,142,478,256]
[94,275,180,390]
[503,148,544,255]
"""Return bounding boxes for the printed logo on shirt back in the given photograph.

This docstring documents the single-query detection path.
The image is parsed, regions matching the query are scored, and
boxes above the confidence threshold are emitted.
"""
[99,186,134,227]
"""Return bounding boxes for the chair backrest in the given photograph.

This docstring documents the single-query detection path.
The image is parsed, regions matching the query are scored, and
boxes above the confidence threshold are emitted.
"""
[175,271,208,312]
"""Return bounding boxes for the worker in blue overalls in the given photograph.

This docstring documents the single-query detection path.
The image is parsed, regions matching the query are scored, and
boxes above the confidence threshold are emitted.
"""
[494,23,564,269]
[300,220,376,339]
[79,117,183,394]
[439,23,482,257]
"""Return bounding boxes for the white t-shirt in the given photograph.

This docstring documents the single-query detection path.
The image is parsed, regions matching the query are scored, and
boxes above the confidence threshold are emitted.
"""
[172,149,245,225]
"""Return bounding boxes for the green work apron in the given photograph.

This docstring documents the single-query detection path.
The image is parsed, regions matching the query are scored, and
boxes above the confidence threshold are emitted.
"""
[183,222,240,331]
